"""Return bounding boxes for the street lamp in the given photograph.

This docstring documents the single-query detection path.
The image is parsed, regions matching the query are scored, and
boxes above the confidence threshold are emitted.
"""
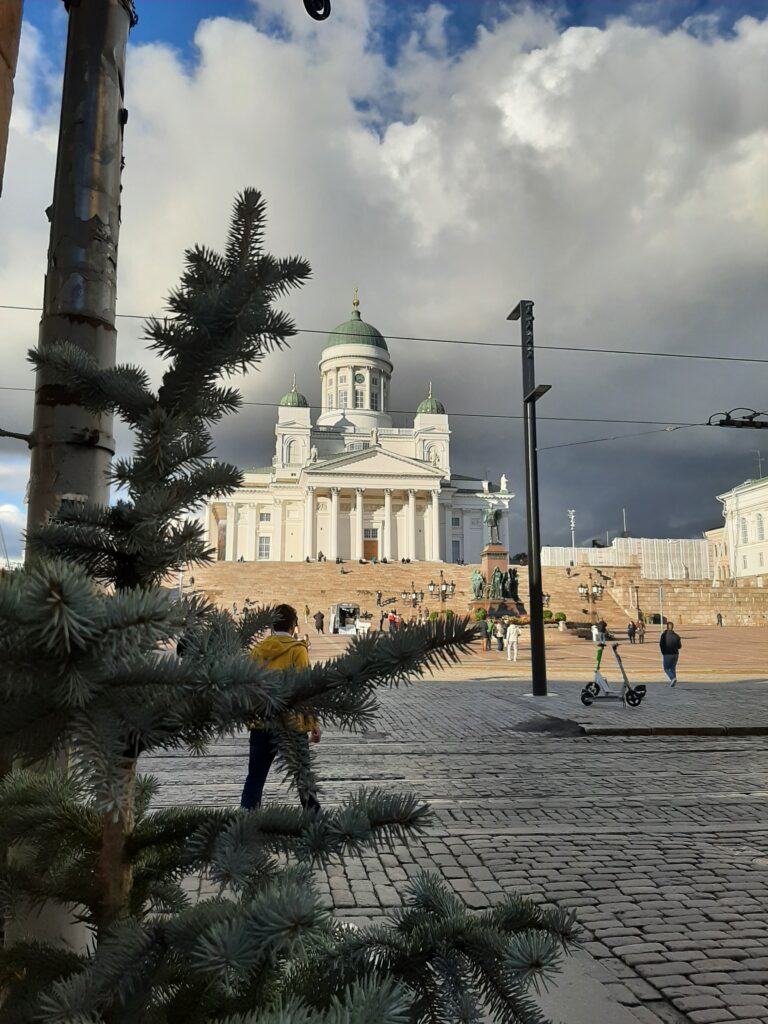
[567,509,576,566]
[449,580,456,596]
[400,589,407,602]
[509,299,551,697]
[428,580,435,594]
[542,592,550,606]
[418,590,424,603]
[578,583,588,599]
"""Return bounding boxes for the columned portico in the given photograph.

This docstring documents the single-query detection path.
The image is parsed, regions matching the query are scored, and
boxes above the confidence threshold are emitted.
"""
[273,498,284,561]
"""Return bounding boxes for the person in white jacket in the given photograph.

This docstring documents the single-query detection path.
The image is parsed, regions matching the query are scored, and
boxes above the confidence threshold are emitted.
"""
[505,621,522,662]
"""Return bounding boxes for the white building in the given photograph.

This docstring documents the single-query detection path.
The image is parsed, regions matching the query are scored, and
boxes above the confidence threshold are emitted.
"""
[205,295,507,563]
[714,477,768,581]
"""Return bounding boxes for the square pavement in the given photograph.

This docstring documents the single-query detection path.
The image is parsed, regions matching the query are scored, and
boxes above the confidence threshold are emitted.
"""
[145,678,768,1023]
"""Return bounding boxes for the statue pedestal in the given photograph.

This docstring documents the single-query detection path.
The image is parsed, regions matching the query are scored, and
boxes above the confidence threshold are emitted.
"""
[481,543,509,580]
[468,545,526,619]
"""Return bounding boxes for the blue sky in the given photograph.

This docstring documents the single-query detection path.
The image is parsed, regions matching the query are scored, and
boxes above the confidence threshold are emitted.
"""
[23,0,768,64]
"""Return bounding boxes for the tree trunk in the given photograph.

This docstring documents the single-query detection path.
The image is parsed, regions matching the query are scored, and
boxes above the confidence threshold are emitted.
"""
[96,760,137,935]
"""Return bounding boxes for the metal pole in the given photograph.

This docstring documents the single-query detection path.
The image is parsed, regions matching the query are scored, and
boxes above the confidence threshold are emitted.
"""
[26,0,135,542]
[7,0,135,951]
[509,300,549,697]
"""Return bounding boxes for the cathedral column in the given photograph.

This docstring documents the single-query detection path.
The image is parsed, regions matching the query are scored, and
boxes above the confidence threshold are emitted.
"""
[225,502,236,561]
[431,490,441,562]
[354,488,364,560]
[330,487,340,559]
[407,489,417,561]
[304,487,315,559]
[272,499,283,561]
[383,488,393,561]
[245,504,257,561]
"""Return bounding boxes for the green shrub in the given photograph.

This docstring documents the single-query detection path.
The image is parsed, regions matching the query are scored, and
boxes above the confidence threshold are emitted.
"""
[445,609,454,619]
[543,609,553,621]
[475,608,487,620]
[554,611,567,622]
[428,611,440,622]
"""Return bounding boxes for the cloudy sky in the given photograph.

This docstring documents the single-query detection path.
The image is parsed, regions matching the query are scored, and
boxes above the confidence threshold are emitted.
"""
[1,0,767,559]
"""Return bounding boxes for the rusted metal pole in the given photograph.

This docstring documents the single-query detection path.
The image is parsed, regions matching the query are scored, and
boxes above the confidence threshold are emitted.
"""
[26,0,136,540]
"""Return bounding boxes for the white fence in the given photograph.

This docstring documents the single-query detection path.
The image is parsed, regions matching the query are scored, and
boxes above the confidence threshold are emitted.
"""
[541,537,711,580]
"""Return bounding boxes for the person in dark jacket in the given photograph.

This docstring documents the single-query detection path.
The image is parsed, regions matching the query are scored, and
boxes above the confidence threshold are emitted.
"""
[313,610,324,635]
[659,622,682,686]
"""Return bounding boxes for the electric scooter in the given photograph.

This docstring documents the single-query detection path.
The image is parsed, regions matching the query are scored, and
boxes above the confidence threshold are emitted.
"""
[580,643,647,707]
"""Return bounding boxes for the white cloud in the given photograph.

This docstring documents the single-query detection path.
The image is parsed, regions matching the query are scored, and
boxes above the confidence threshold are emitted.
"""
[1,5,767,546]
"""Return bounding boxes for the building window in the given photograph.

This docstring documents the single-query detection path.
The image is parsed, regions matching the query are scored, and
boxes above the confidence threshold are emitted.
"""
[740,517,749,544]
[757,514,765,542]
[371,375,379,386]
[338,374,347,385]
[364,528,378,539]
[327,391,334,410]
[742,555,748,569]
[760,552,765,567]
[452,539,461,562]
[258,536,271,560]
[354,389,364,409]
[471,517,481,527]
[285,440,299,464]
[259,511,271,523]
[338,391,348,410]
[452,516,461,528]
[371,391,380,411]
[346,441,370,452]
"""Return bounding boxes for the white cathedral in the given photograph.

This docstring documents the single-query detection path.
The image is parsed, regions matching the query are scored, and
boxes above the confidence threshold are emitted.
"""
[205,294,509,564]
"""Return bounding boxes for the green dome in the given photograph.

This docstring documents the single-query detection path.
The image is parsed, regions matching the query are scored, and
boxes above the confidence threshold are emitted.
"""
[417,382,445,415]
[326,293,388,352]
[279,376,308,408]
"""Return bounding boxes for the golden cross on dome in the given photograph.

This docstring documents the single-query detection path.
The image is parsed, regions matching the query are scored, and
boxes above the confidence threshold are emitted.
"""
[352,287,360,310]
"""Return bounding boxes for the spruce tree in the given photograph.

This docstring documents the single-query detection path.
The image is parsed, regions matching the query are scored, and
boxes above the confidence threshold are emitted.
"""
[0,190,576,1022]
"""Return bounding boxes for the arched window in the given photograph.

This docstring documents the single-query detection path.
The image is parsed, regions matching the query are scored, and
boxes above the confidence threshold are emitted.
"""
[286,440,299,464]
[757,513,765,542]
[740,517,749,544]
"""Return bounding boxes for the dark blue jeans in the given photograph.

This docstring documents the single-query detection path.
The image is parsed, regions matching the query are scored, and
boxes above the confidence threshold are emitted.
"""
[662,654,679,682]
[241,730,320,811]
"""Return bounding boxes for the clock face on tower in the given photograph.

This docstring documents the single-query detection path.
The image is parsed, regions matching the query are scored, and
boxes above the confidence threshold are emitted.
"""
[354,373,365,384]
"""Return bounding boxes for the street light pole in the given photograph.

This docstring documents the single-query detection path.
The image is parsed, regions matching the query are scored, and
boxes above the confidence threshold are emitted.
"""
[567,508,576,566]
[509,300,550,697]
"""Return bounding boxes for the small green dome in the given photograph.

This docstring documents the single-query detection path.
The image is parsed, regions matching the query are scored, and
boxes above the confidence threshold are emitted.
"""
[279,375,308,408]
[326,290,388,352]
[417,382,445,415]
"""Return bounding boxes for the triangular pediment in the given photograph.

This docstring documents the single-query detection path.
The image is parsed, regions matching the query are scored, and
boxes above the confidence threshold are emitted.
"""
[304,446,443,480]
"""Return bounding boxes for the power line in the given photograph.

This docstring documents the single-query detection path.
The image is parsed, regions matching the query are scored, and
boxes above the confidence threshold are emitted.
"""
[0,385,697,427]
[0,302,766,365]
[538,424,703,452]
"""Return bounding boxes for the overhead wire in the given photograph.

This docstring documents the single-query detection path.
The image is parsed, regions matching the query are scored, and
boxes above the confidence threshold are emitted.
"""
[0,302,766,365]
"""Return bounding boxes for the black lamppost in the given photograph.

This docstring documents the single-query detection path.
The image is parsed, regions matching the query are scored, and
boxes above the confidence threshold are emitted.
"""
[428,580,435,595]
[400,589,407,602]
[449,580,456,596]
[418,590,425,603]
[543,592,550,607]
[509,300,551,697]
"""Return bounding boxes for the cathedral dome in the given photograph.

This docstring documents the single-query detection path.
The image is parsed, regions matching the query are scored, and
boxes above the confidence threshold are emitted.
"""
[417,382,445,415]
[326,292,388,351]
[278,376,309,408]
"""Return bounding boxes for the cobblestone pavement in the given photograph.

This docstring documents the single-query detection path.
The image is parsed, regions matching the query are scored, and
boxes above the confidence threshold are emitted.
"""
[146,681,768,1023]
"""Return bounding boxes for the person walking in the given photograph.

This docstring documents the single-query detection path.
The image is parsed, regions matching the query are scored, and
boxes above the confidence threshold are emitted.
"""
[313,610,324,635]
[659,621,682,687]
[375,590,382,607]
[241,603,321,810]
[627,621,637,644]
[596,618,608,643]
[637,619,646,644]
[303,603,310,626]
[505,620,522,662]
[590,622,599,644]
[716,612,723,627]
[494,619,505,651]
[485,617,494,651]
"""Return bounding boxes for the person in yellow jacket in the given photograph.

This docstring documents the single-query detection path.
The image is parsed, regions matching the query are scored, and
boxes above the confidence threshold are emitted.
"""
[240,603,321,810]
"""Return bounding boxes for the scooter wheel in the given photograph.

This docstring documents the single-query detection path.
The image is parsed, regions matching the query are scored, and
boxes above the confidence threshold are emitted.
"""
[625,690,642,707]
[586,681,600,697]
[580,691,593,706]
